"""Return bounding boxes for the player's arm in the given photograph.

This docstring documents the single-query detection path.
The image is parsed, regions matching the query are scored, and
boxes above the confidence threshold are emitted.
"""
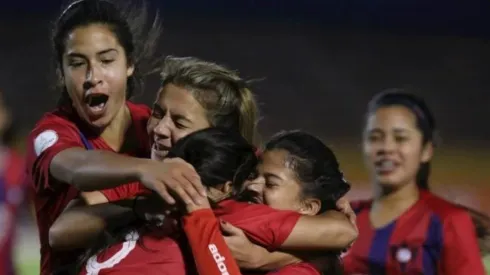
[49,194,163,250]
[281,210,357,250]
[27,124,145,193]
[28,124,204,205]
[50,147,150,191]
[441,210,486,275]
[182,205,242,275]
[223,205,356,270]
[49,197,137,250]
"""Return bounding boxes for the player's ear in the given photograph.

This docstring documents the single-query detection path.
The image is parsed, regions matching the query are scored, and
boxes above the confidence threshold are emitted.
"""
[223,181,233,194]
[299,198,321,216]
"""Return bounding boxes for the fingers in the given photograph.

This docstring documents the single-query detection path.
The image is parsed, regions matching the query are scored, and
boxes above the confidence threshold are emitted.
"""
[220,220,244,236]
[152,183,175,205]
[164,159,206,205]
[173,158,206,197]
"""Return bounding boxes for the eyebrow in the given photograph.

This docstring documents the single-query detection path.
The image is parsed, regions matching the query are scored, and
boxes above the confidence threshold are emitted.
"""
[368,128,410,134]
[67,48,118,58]
[152,103,192,123]
[152,103,164,112]
[171,114,192,123]
[263,172,282,181]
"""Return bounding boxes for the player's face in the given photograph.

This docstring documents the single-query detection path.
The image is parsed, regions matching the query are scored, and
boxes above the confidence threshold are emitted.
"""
[61,24,134,129]
[245,149,308,213]
[148,84,211,161]
[363,106,432,189]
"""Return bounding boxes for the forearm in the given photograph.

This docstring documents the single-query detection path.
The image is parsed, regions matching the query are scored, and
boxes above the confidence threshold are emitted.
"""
[251,249,301,271]
[50,148,146,191]
[49,198,136,250]
[282,210,357,250]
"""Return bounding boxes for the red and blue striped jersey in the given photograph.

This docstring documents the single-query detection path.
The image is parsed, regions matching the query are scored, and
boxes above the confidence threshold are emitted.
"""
[343,190,485,275]
[0,149,25,275]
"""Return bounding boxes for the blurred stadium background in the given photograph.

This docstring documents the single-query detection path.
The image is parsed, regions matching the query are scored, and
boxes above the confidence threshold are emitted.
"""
[1,0,489,274]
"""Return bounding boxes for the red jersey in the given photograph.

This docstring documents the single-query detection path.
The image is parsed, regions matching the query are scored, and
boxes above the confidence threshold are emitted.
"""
[343,190,485,275]
[102,181,147,202]
[183,202,321,275]
[0,149,25,275]
[25,102,151,275]
[80,200,307,275]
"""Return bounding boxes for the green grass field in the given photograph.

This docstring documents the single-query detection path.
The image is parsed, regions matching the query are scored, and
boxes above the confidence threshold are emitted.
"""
[15,256,490,274]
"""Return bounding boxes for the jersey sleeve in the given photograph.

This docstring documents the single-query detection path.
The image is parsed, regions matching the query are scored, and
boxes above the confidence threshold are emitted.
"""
[224,203,301,251]
[100,182,151,202]
[182,209,242,275]
[441,210,486,275]
[26,120,83,193]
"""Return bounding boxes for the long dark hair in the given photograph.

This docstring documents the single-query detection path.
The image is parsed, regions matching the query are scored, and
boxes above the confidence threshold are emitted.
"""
[53,0,162,105]
[77,128,257,272]
[264,130,351,275]
[366,89,490,256]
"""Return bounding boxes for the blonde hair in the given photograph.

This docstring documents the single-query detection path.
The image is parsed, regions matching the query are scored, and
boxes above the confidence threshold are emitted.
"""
[160,56,260,145]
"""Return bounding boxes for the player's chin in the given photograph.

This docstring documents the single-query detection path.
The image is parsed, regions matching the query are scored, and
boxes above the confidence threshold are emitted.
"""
[87,114,114,130]
[375,174,405,189]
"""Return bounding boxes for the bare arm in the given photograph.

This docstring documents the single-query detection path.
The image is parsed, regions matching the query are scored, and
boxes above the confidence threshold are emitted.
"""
[50,149,205,206]
[49,198,136,250]
[50,148,146,191]
[49,195,166,250]
[221,211,354,271]
[281,210,357,250]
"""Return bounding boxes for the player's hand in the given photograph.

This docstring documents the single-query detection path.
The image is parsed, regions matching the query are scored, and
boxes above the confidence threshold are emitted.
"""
[220,220,266,269]
[336,197,357,227]
[136,158,207,206]
[184,192,211,213]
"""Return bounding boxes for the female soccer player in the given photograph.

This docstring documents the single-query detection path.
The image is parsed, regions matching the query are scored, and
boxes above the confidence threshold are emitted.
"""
[25,1,207,274]
[72,128,354,275]
[183,129,354,275]
[341,90,488,274]
[48,55,264,251]
[0,91,25,275]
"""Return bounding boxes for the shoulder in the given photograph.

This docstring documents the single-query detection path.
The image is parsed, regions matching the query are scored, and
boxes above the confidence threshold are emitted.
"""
[420,191,475,230]
[421,191,468,220]
[29,110,79,139]
[219,199,294,215]
[26,110,82,158]
[127,101,151,119]
[216,200,299,223]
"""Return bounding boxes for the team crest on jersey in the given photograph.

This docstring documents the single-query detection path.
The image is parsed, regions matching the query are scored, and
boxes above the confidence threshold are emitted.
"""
[34,130,59,156]
[391,243,419,272]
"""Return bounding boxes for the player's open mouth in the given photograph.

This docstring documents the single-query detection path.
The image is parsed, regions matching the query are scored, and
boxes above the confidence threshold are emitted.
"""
[375,159,399,174]
[85,94,109,116]
[152,143,170,158]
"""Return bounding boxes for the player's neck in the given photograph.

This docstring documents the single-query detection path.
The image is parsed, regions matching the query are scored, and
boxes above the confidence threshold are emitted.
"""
[370,182,420,228]
[101,104,132,151]
[374,182,420,209]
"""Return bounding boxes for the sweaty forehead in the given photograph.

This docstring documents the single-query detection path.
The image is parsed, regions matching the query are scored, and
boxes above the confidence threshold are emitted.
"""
[64,24,120,55]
